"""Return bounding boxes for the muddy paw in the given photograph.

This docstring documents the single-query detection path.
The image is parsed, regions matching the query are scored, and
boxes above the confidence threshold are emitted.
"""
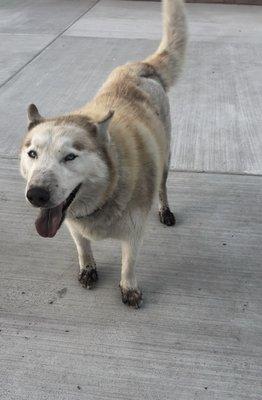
[120,287,143,309]
[159,207,176,226]
[78,267,98,289]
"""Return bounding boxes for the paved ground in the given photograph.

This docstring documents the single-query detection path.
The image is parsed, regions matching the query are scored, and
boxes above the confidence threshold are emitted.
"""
[0,1,261,399]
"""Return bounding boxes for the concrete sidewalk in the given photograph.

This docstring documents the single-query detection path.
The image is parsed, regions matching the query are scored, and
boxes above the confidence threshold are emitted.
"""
[0,1,261,399]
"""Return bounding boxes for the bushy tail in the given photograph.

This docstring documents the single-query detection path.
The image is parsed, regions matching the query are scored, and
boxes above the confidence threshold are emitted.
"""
[145,0,187,91]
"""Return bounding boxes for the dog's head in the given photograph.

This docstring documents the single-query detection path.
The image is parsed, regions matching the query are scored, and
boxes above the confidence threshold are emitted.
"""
[20,104,114,238]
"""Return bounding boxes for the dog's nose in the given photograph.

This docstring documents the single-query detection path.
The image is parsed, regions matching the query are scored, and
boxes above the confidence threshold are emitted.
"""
[26,186,50,207]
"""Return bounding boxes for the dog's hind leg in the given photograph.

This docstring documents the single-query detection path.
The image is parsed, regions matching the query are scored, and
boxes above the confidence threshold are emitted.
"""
[119,211,145,308]
[159,162,176,226]
[66,223,98,289]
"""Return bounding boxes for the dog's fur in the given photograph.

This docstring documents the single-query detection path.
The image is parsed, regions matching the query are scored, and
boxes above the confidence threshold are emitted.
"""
[20,0,187,307]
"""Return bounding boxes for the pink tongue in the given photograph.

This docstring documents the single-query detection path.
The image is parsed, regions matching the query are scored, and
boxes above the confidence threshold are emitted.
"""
[35,203,64,238]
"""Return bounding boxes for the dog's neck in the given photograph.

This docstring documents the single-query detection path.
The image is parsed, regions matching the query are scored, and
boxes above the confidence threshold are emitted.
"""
[97,142,118,210]
[69,143,119,220]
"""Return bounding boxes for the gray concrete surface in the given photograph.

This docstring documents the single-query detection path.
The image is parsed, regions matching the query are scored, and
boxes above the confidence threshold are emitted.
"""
[0,34,54,85]
[0,0,97,34]
[0,1,261,399]
[66,1,262,40]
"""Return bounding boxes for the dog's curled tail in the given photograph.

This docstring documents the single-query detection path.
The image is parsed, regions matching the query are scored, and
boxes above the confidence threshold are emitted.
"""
[145,0,187,91]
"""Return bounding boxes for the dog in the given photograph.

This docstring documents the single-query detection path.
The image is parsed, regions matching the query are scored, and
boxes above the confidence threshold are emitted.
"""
[20,0,187,308]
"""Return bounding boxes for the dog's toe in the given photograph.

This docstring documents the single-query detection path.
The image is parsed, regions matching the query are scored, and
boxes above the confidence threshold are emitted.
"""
[159,207,176,226]
[79,267,98,289]
[120,287,143,309]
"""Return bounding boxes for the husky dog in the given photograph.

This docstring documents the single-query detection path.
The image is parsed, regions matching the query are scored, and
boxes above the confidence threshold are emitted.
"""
[20,0,187,308]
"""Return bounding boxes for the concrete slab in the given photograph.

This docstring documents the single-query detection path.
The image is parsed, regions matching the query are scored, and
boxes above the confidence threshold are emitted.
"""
[187,3,262,41]
[65,0,162,40]
[65,1,262,41]
[0,158,261,400]
[0,33,54,86]
[170,39,262,174]
[0,0,97,35]
[0,35,261,175]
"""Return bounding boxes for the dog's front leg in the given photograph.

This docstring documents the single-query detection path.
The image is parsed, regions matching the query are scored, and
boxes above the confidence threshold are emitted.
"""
[66,222,98,289]
[120,214,144,308]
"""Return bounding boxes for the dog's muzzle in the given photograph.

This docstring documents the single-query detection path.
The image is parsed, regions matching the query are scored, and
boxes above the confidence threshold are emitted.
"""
[34,184,81,238]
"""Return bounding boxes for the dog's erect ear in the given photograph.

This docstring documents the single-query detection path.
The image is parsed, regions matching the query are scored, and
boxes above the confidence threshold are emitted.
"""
[96,110,114,142]
[27,104,44,129]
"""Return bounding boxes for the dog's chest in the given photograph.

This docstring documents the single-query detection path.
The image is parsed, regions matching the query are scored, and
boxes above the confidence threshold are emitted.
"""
[67,209,124,241]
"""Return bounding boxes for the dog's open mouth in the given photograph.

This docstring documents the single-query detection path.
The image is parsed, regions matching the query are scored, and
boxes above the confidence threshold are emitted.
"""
[35,184,81,238]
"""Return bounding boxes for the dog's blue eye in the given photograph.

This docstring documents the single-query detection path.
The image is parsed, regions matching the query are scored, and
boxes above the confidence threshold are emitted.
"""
[28,150,37,159]
[64,153,77,162]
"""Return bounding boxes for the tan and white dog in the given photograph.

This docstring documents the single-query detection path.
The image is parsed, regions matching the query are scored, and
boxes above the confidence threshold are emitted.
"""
[20,0,187,308]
